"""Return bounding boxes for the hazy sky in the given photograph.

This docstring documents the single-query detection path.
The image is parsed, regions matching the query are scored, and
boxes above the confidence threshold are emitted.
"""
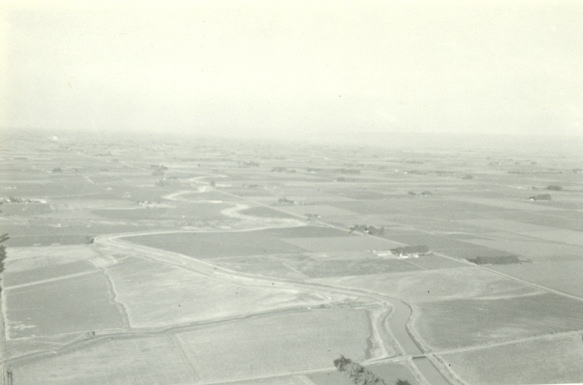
[1,1,583,139]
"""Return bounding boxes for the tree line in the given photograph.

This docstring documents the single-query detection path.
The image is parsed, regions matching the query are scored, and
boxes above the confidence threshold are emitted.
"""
[334,355,411,385]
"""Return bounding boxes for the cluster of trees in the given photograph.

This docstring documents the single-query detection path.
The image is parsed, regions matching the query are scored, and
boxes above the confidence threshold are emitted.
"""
[407,191,432,196]
[275,197,295,206]
[334,356,411,385]
[467,255,525,265]
[150,164,168,177]
[350,225,385,235]
[528,193,551,201]
[305,213,321,221]
[545,185,562,191]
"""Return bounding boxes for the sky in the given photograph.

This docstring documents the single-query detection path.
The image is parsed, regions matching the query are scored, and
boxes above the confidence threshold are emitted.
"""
[1,0,583,140]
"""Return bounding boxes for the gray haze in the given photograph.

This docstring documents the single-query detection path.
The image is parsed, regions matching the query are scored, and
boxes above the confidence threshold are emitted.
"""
[1,1,583,140]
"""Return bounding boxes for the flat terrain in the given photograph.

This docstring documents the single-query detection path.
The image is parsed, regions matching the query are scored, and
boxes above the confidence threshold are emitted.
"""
[104,256,336,328]
[126,230,307,258]
[414,293,583,349]
[314,266,542,303]
[175,308,373,383]
[5,271,126,338]
[1,130,582,385]
[442,333,583,384]
[12,335,195,385]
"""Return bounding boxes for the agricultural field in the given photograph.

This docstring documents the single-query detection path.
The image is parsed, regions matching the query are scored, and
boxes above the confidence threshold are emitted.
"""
[3,244,101,272]
[441,333,583,384]
[239,205,299,218]
[11,335,195,385]
[490,260,583,297]
[103,256,341,328]
[209,254,311,280]
[174,308,374,383]
[125,230,307,258]
[1,129,582,385]
[4,270,126,338]
[314,266,542,303]
[414,293,583,349]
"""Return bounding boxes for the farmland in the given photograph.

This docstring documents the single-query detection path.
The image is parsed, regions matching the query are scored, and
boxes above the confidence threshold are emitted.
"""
[175,308,374,383]
[441,333,583,384]
[314,265,543,304]
[1,129,582,385]
[4,271,126,338]
[413,292,583,349]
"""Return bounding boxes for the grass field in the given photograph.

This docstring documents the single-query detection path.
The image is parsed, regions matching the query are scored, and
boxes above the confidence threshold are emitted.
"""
[0,181,74,197]
[0,221,183,248]
[11,335,194,385]
[415,293,583,349]
[441,334,583,384]
[277,204,360,217]
[331,198,511,220]
[223,188,274,197]
[3,260,95,287]
[281,235,402,252]
[285,255,422,278]
[478,206,583,231]
[5,333,82,360]
[105,257,333,328]
[92,202,231,221]
[264,226,350,238]
[0,203,53,216]
[405,254,466,270]
[4,245,101,273]
[174,190,236,202]
[1,233,93,247]
[491,260,583,298]
[210,255,310,280]
[462,218,577,237]
[240,206,299,218]
[5,271,126,338]
[450,196,560,212]
[125,230,306,258]
[175,308,374,383]
[313,266,540,303]
[463,238,583,260]
[92,207,172,220]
